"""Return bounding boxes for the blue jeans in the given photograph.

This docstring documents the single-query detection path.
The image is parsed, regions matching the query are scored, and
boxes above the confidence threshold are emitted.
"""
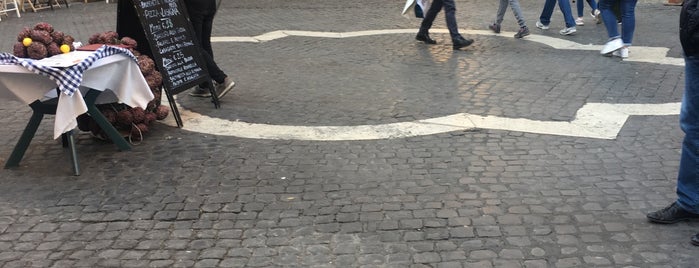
[678,56,699,215]
[599,0,637,45]
[420,0,462,40]
[539,0,576,28]
[577,0,598,17]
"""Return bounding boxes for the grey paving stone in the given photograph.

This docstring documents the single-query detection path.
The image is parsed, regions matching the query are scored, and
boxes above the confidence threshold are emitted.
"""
[0,1,695,267]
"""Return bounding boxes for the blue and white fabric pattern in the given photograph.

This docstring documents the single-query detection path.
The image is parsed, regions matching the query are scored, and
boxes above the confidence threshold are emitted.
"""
[0,45,137,97]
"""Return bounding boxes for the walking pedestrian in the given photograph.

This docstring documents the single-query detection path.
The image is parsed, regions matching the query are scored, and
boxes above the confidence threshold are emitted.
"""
[414,0,474,50]
[184,0,236,99]
[535,0,578,35]
[646,0,699,247]
[575,0,601,26]
[598,0,638,58]
[488,0,530,39]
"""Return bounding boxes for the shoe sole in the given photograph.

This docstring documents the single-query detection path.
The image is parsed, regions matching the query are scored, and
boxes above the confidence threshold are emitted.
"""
[188,92,211,98]
[600,39,624,54]
[217,81,236,99]
[416,38,437,44]
[453,41,474,50]
[514,33,530,39]
[559,31,576,36]
[647,215,694,224]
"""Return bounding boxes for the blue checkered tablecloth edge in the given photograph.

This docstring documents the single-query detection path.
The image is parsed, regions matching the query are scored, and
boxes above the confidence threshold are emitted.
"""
[0,46,138,97]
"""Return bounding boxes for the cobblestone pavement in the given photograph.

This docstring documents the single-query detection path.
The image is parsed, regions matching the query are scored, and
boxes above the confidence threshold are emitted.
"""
[0,0,697,267]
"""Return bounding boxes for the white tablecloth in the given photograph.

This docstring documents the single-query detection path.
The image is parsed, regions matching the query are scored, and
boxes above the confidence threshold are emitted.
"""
[0,53,154,139]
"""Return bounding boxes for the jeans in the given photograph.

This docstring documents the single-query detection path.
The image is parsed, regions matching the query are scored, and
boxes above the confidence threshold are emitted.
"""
[677,55,699,215]
[539,0,576,28]
[184,0,226,84]
[599,0,637,46]
[495,0,526,28]
[577,0,598,17]
[420,0,462,40]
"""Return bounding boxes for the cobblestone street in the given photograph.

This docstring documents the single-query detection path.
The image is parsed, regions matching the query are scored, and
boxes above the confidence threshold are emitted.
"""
[0,0,697,267]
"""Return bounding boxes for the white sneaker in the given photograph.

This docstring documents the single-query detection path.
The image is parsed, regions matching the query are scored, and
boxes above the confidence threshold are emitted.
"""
[535,21,549,30]
[575,17,584,26]
[600,38,623,54]
[612,47,629,58]
[591,9,601,24]
[559,27,577,35]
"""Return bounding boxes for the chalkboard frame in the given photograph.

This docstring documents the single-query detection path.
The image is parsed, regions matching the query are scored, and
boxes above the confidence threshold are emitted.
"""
[117,0,222,127]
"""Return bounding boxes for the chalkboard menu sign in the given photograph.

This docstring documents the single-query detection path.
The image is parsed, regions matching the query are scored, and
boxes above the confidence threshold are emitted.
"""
[117,0,220,126]
[133,0,210,93]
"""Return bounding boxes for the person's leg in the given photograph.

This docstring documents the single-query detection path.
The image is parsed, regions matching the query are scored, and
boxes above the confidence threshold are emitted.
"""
[441,0,461,39]
[588,0,598,11]
[200,5,216,58]
[677,55,699,215]
[577,0,584,17]
[185,4,206,49]
[539,0,556,25]
[619,0,637,46]
[557,0,577,28]
[202,50,226,84]
[419,0,444,33]
[599,0,620,39]
[495,0,508,25]
[509,0,527,28]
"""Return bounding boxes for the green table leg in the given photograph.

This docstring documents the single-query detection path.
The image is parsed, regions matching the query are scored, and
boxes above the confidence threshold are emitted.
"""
[5,89,130,173]
[4,107,44,168]
[83,90,131,151]
[65,130,80,176]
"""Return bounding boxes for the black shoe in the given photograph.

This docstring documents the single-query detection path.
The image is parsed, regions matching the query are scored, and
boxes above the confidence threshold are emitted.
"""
[452,36,473,50]
[488,23,501,34]
[647,202,699,224]
[693,233,699,246]
[415,32,437,44]
[514,27,530,39]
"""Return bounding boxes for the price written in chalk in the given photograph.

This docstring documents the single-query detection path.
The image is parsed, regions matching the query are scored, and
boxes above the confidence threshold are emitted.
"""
[132,0,211,93]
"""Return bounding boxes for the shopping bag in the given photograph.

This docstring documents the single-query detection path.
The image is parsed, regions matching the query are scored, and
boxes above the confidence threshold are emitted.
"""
[414,4,424,18]
[416,0,431,18]
[402,0,417,17]
[403,0,430,18]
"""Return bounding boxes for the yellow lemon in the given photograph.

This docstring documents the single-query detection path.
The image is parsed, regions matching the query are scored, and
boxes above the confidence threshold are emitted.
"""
[60,44,71,54]
[22,37,32,47]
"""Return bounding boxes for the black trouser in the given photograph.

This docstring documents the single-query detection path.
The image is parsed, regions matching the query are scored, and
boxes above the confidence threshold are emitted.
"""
[419,0,461,40]
[184,0,226,84]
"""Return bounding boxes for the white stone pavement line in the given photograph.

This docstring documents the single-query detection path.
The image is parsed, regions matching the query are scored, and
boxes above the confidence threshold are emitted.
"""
[211,29,685,66]
[163,100,680,140]
[162,29,683,141]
